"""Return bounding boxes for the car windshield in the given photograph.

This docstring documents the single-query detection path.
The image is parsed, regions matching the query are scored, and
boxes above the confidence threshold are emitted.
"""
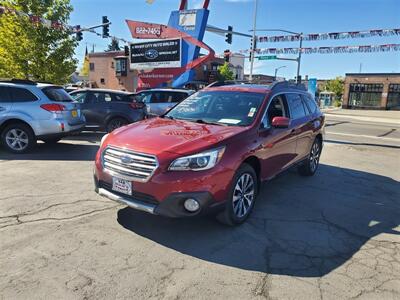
[165,90,265,126]
[42,87,73,102]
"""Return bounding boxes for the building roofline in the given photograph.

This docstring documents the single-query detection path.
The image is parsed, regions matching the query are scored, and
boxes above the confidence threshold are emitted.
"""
[345,73,400,76]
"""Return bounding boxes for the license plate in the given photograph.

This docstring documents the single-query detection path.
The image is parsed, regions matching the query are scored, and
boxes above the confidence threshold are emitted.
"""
[71,110,78,117]
[112,177,132,195]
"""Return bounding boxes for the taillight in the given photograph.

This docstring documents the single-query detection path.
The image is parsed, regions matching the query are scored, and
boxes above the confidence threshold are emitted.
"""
[130,102,145,109]
[40,104,66,112]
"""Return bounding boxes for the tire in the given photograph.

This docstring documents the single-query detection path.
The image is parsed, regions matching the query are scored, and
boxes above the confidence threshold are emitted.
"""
[217,163,258,226]
[106,117,128,133]
[42,137,62,144]
[298,138,322,176]
[1,123,36,154]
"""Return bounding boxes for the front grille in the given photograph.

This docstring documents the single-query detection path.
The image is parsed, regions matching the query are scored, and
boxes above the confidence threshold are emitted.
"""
[99,181,159,205]
[102,146,158,182]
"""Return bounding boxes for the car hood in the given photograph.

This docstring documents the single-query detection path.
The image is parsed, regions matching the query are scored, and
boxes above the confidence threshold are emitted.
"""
[107,117,248,155]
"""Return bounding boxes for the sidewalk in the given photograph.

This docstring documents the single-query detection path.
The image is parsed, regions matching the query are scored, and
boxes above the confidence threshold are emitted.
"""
[322,108,400,125]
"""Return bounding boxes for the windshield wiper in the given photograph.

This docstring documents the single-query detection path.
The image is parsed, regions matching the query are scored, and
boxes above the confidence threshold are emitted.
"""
[194,119,227,126]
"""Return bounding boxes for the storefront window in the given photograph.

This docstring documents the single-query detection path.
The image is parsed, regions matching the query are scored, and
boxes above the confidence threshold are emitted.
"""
[387,84,400,110]
[349,83,383,108]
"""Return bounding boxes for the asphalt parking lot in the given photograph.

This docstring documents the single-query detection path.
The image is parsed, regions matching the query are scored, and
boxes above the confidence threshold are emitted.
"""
[1,122,399,299]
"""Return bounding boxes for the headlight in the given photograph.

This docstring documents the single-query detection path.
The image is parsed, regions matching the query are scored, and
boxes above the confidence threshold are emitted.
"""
[169,147,225,171]
[100,134,109,147]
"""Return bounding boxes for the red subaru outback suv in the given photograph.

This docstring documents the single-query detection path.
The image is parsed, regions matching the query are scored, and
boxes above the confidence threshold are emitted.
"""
[94,82,324,225]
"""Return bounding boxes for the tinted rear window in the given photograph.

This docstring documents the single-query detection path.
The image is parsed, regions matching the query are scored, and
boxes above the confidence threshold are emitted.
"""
[9,87,38,102]
[0,86,12,102]
[42,87,73,102]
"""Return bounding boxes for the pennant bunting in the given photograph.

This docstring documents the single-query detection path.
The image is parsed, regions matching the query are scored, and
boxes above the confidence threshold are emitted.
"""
[258,29,400,43]
[239,44,400,55]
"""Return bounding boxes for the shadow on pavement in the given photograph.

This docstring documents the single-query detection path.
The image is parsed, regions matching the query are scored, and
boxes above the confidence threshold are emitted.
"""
[117,164,400,277]
[0,141,99,161]
[0,131,104,161]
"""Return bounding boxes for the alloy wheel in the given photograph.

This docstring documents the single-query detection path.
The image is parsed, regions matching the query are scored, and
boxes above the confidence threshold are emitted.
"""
[309,142,320,172]
[232,173,255,218]
[5,129,29,151]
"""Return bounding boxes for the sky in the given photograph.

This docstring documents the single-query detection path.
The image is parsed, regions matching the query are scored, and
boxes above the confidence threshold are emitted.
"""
[70,0,400,80]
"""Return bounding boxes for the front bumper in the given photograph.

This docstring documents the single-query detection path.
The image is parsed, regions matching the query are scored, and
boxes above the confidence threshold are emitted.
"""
[94,176,223,218]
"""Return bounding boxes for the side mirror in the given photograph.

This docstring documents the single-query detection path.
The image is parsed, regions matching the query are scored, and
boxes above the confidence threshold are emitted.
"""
[271,116,290,128]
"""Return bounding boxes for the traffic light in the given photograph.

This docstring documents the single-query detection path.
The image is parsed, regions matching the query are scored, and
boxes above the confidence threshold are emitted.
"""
[124,45,130,57]
[75,25,83,41]
[102,16,109,38]
[224,49,230,63]
[249,37,257,61]
[225,26,233,44]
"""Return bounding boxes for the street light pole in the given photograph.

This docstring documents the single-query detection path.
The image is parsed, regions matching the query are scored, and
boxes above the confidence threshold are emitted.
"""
[249,0,258,82]
[274,65,286,80]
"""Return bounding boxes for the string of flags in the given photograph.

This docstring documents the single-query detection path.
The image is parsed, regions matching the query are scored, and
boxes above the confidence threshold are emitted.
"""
[258,28,400,43]
[0,5,71,31]
[239,44,400,55]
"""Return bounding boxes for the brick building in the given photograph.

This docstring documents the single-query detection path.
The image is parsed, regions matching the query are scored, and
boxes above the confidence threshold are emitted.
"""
[88,51,245,92]
[342,73,400,110]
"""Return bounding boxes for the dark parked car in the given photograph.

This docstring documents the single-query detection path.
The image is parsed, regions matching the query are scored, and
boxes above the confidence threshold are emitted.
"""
[94,81,325,225]
[134,88,194,116]
[69,89,145,132]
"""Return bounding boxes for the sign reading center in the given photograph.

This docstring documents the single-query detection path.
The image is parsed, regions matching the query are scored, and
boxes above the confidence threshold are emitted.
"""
[130,38,182,69]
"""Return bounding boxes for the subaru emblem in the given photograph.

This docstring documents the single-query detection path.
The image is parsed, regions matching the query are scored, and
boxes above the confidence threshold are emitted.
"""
[121,156,132,164]
[145,49,159,60]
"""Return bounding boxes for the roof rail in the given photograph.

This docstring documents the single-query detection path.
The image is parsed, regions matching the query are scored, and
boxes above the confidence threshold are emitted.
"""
[206,80,252,88]
[0,78,37,85]
[269,80,307,91]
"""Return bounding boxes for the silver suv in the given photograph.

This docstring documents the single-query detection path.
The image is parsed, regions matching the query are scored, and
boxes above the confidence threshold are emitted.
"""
[0,79,86,153]
[133,89,194,116]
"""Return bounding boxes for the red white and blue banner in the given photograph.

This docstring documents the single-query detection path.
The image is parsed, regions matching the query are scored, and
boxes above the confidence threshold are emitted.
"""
[239,44,400,55]
[258,28,400,43]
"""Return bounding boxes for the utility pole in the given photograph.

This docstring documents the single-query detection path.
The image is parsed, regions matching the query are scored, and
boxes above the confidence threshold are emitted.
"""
[250,29,303,83]
[359,63,363,73]
[296,33,303,84]
[249,0,258,82]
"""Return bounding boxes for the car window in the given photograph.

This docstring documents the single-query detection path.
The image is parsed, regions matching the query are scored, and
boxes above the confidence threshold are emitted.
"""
[88,92,112,103]
[286,93,308,119]
[41,87,72,102]
[169,92,187,103]
[70,92,87,103]
[9,87,38,102]
[0,86,12,102]
[113,94,126,102]
[261,94,289,128]
[301,94,318,114]
[166,91,265,126]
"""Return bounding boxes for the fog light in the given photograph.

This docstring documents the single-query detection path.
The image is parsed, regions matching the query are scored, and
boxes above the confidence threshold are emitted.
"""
[184,198,200,212]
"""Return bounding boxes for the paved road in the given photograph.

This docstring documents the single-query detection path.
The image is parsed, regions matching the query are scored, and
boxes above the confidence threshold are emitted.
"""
[324,113,400,148]
[0,119,399,299]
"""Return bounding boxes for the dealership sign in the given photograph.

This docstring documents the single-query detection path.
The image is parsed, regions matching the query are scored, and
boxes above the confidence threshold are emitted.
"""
[130,39,182,69]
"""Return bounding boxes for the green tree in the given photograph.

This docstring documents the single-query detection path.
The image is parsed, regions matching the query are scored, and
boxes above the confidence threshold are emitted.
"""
[0,1,77,84]
[107,38,120,52]
[217,62,234,81]
[323,77,345,100]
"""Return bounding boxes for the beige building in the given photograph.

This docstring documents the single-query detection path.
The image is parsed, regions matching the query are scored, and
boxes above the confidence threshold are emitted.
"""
[88,51,137,92]
[343,73,400,110]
